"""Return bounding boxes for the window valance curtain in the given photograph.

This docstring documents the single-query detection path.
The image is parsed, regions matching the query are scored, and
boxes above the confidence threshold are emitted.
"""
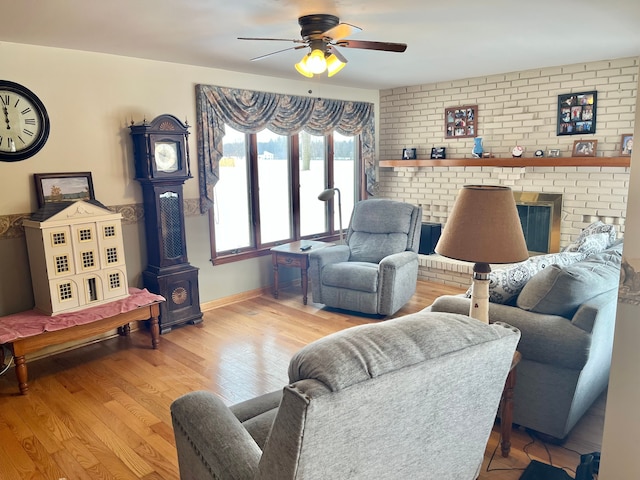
[196,84,376,214]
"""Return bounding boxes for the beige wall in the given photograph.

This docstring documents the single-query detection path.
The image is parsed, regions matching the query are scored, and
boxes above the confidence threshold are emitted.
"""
[0,42,378,316]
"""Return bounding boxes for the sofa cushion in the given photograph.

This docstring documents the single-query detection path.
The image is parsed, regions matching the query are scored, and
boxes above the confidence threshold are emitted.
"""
[517,250,622,318]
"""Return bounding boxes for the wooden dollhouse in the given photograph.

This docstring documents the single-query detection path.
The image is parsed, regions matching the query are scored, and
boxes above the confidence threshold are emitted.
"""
[23,200,129,315]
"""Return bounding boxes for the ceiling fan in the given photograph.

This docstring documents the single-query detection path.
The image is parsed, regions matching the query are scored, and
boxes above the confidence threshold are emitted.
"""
[238,14,407,78]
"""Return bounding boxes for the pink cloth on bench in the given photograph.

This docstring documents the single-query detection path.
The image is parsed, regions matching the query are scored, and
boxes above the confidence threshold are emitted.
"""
[0,288,165,344]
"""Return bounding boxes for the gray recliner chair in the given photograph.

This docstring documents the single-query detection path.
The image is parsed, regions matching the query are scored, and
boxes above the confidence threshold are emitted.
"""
[171,311,520,480]
[308,198,422,315]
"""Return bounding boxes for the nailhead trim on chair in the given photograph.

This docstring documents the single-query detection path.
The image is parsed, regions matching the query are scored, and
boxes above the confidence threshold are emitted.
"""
[172,413,222,480]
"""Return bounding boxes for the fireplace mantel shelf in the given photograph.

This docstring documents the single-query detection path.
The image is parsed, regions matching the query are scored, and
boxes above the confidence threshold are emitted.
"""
[379,156,631,168]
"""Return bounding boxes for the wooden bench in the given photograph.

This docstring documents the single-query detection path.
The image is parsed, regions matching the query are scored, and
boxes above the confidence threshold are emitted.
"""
[0,288,163,394]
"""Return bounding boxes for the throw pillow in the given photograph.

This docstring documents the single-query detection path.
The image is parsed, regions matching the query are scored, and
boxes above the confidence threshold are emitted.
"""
[563,221,617,252]
[517,251,622,318]
[465,251,586,304]
[563,232,611,256]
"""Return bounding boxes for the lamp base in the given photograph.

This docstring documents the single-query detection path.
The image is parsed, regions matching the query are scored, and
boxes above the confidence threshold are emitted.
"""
[469,262,491,323]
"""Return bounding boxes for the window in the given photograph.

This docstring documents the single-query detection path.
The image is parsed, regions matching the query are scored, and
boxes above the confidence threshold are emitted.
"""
[58,282,73,301]
[79,228,92,241]
[299,131,326,237]
[106,247,118,264]
[212,126,360,262]
[52,232,66,245]
[81,251,95,269]
[55,255,69,274]
[109,272,121,289]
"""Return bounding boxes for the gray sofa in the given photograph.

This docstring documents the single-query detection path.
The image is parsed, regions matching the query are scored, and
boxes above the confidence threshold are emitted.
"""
[171,311,520,479]
[426,239,622,440]
[308,199,421,316]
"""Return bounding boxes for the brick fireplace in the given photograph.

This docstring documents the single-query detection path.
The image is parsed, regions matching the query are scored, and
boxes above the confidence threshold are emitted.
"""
[378,165,629,288]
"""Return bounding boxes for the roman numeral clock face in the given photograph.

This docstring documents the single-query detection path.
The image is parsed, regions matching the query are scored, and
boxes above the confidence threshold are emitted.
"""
[0,81,50,162]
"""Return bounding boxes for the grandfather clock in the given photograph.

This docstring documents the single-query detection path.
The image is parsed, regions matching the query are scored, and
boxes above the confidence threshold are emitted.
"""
[130,114,202,333]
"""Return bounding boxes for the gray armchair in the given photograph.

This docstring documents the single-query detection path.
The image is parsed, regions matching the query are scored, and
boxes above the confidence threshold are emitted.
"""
[171,311,520,480]
[308,199,422,315]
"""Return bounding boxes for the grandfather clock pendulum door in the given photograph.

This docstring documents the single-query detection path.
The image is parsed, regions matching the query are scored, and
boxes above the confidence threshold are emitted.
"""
[130,114,203,333]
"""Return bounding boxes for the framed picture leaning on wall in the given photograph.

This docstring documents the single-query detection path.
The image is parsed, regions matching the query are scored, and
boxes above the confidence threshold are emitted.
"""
[621,134,633,156]
[572,140,598,157]
[557,91,597,136]
[34,172,95,209]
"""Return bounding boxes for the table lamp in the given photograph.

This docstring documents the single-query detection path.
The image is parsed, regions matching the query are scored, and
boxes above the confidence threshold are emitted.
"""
[435,185,529,323]
[318,187,343,243]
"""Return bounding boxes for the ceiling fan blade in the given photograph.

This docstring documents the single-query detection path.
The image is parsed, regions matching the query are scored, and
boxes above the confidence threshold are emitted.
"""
[250,45,307,61]
[238,37,306,44]
[337,40,407,53]
[321,22,361,41]
[328,45,348,64]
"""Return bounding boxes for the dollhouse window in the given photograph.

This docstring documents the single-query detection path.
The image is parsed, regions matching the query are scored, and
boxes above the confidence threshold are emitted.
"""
[104,225,116,237]
[82,251,95,268]
[52,232,66,245]
[58,282,73,301]
[109,272,121,289]
[55,255,69,274]
[79,228,93,242]
[106,247,118,264]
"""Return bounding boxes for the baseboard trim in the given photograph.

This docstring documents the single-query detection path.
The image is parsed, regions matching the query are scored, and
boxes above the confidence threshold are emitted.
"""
[200,285,272,311]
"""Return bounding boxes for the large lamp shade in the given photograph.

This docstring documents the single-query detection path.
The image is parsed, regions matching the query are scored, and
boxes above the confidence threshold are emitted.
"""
[435,185,529,322]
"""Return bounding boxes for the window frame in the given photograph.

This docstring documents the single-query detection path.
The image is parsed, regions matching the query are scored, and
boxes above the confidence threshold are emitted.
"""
[209,129,361,265]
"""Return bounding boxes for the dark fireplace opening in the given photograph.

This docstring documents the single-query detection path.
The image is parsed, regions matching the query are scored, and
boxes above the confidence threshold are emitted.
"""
[517,205,552,254]
[513,192,562,254]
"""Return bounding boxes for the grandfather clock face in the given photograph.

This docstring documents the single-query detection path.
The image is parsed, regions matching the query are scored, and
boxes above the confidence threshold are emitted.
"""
[154,142,179,173]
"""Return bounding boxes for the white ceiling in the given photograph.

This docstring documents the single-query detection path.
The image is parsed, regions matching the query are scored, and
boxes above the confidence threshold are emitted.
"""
[3,0,640,90]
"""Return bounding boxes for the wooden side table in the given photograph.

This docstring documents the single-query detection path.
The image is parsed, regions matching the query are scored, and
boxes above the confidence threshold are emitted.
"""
[500,350,522,457]
[271,240,332,304]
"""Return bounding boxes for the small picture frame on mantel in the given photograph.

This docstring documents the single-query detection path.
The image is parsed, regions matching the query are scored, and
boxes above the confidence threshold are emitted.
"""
[445,105,477,139]
[621,134,633,156]
[430,147,446,159]
[572,140,598,157]
[402,148,417,160]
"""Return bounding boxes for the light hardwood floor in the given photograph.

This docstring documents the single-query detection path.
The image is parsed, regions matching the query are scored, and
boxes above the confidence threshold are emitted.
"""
[0,280,604,479]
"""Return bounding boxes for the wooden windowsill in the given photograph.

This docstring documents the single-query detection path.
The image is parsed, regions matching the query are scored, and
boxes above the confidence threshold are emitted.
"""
[379,156,631,168]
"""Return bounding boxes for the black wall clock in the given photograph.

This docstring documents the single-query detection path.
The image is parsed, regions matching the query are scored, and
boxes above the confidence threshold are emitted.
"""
[0,80,50,162]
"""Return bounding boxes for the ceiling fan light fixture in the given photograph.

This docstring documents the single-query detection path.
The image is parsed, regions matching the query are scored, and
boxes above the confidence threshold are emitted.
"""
[295,55,314,77]
[326,53,346,77]
[306,48,327,74]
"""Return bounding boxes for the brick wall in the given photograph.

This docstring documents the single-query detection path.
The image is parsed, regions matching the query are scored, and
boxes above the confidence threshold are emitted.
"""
[378,57,638,284]
[379,57,638,159]
[378,57,638,286]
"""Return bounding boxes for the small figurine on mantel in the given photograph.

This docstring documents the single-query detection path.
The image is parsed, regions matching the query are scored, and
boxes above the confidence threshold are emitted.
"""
[512,146,524,158]
[472,137,483,158]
